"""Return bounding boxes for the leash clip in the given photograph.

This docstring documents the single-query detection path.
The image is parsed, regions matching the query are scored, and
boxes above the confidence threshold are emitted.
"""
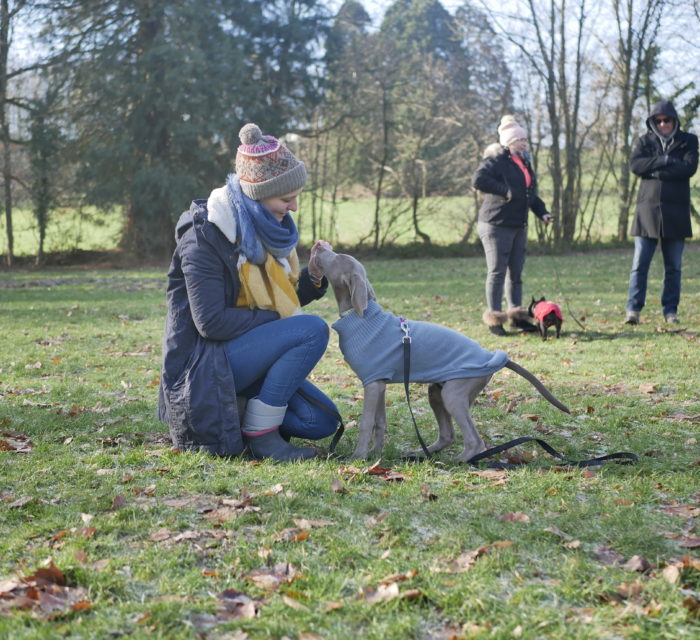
[399,318,411,344]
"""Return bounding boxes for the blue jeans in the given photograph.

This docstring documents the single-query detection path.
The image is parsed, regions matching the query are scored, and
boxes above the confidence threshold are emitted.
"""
[626,236,685,316]
[224,315,338,440]
[478,221,528,310]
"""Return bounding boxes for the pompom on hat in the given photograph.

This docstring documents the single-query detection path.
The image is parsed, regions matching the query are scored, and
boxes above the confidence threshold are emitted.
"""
[235,123,307,200]
[498,115,528,148]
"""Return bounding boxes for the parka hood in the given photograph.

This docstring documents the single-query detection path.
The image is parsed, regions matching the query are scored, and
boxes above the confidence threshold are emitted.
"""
[646,100,680,138]
[174,200,206,241]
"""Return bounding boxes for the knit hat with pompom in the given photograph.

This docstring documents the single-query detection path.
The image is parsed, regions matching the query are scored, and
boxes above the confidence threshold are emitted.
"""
[234,123,307,200]
[498,115,528,148]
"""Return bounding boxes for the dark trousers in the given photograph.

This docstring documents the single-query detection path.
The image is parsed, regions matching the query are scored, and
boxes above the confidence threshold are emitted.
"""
[626,236,685,316]
[478,221,527,311]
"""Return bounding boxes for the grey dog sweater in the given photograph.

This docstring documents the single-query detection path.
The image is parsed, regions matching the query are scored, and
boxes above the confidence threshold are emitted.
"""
[332,300,509,386]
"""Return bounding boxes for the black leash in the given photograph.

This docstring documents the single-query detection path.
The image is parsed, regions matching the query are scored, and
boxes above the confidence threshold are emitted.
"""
[466,435,638,468]
[295,388,345,454]
[400,318,433,460]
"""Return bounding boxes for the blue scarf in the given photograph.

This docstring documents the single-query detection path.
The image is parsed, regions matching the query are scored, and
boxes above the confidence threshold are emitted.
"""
[225,174,299,265]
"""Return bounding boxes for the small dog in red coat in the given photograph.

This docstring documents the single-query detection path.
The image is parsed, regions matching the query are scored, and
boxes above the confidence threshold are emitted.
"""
[528,297,563,341]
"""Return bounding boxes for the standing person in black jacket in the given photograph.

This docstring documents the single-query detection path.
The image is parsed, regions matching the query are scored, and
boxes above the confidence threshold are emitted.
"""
[159,123,338,461]
[472,115,553,336]
[624,100,698,325]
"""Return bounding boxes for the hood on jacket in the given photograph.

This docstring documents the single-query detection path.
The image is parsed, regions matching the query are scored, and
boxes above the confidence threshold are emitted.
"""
[646,100,680,138]
[482,142,505,159]
[174,200,207,241]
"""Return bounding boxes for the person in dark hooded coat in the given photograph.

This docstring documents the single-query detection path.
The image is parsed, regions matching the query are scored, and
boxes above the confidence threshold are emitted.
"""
[158,123,338,461]
[624,100,698,325]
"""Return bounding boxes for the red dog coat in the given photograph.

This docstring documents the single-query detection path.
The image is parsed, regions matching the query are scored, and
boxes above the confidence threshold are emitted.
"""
[533,301,563,323]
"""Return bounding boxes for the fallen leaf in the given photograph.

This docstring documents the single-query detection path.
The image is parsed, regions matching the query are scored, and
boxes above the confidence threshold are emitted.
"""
[148,529,172,542]
[292,518,335,530]
[421,485,438,501]
[662,564,680,584]
[639,383,657,394]
[332,477,348,494]
[364,511,388,527]
[282,595,309,611]
[109,494,127,511]
[543,526,572,540]
[595,545,624,566]
[378,570,418,585]
[682,594,700,616]
[215,589,260,620]
[616,580,644,599]
[246,563,300,591]
[7,496,33,509]
[661,504,700,518]
[500,512,530,523]
[362,582,400,604]
[679,536,700,548]
[623,556,651,572]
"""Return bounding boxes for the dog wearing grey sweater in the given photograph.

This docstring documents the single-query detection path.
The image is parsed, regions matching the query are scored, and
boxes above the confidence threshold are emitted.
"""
[314,247,570,462]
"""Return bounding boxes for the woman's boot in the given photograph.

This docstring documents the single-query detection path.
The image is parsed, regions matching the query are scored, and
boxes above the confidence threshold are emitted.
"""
[242,397,316,461]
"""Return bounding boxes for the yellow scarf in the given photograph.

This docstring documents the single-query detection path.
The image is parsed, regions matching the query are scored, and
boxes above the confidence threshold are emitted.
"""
[237,249,301,318]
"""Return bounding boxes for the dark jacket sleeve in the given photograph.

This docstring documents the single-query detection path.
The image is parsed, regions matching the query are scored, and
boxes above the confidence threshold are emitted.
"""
[180,229,278,341]
[297,267,328,306]
[472,157,510,198]
[654,134,699,181]
[630,135,674,177]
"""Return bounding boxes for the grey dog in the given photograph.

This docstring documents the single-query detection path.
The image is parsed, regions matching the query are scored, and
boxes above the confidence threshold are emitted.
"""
[315,247,571,462]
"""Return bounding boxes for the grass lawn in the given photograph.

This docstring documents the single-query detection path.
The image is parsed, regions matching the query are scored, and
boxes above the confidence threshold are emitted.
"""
[1,247,699,638]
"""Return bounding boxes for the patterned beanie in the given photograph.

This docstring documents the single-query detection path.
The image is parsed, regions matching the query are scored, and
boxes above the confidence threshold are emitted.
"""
[235,123,307,200]
[498,115,528,148]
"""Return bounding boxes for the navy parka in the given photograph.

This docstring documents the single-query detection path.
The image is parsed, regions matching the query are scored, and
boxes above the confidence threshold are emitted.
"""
[157,200,327,455]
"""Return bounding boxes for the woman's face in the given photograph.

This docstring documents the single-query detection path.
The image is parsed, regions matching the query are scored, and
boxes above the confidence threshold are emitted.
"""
[509,138,529,154]
[260,188,303,222]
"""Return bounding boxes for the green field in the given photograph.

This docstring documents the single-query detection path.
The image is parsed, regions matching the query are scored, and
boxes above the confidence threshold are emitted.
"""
[4,184,699,259]
[1,248,699,638]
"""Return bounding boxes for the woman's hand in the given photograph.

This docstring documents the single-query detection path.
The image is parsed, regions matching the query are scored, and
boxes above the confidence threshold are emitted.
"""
[309,240,332,279]
[542,214,553,224]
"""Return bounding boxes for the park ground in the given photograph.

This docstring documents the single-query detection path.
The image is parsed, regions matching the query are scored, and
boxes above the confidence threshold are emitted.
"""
[0,247,699,639]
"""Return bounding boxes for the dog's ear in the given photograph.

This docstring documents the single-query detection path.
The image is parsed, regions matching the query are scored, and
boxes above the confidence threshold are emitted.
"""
[347,272,369,317]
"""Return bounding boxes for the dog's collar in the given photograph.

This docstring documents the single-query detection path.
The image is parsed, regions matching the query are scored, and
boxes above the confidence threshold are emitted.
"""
[339,308,354,318]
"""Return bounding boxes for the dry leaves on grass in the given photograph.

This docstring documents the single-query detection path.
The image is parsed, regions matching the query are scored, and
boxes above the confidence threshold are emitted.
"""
[438,541,513,574]
[191,590,262,634]
[246,563,301,591]
[0,430,33,453]
[147,528,236,546]
[0,561,90,618]
[338,461,407,483]
[360,570,422,604]
[500,511,531,524]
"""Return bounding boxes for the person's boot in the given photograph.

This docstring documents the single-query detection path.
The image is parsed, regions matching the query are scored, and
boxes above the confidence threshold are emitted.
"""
[242,397,316,462]
[624,310,640,325]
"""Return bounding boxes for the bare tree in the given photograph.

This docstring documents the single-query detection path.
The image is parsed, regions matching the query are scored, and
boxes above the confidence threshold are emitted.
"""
[605,0,663,241]
[480,0,606,245]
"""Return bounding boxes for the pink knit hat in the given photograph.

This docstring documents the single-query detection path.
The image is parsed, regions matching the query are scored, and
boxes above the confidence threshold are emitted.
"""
[498,115,528,148]
[235,123,307,200]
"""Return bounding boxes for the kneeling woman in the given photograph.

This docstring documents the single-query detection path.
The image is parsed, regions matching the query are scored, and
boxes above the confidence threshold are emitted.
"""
[159,123,338,461]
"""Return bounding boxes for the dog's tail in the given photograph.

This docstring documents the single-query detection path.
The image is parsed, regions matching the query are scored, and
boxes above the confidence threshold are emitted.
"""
[505,360,571,414]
